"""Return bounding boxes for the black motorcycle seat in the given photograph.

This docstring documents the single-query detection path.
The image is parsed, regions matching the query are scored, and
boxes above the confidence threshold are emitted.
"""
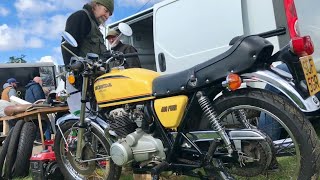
[152,35,273,97]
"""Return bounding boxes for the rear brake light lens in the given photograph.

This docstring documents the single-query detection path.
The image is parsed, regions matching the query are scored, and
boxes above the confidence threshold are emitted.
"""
[284,0,300,38]
[290,36,314,56]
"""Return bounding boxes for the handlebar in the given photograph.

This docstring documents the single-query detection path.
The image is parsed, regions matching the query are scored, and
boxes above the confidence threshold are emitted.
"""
[111,52,138,59]
[67,51,139,72]
[122,52,139,58]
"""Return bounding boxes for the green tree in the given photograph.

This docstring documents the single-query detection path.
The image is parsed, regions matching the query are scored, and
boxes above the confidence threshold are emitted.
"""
[7,55,27,63]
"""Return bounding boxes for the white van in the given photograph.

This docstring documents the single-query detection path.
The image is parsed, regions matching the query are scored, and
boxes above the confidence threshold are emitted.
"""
[108,0,318,74]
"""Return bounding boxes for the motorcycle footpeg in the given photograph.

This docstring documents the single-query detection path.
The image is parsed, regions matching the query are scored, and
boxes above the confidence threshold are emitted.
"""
[150,161,169,175]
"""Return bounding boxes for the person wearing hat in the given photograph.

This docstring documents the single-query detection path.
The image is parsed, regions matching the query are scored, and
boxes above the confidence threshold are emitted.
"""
[106,29,141,68]
[1,78,19,101]
[62,0,114,66]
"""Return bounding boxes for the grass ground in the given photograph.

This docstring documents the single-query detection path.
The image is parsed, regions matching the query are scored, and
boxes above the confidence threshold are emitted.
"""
[8,119,320,180]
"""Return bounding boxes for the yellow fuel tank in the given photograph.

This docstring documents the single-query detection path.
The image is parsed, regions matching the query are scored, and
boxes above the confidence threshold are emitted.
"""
[94,68,160,108]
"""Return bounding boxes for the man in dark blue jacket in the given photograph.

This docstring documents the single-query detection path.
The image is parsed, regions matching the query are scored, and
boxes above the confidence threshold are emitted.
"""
[25,76,45,103]
[25,76,50,143]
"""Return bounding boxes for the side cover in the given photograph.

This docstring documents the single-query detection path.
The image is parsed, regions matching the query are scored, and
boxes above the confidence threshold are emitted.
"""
[154,95,188,128]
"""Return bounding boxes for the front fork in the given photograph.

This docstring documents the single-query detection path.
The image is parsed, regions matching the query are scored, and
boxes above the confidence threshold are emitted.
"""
[76,73,89,159]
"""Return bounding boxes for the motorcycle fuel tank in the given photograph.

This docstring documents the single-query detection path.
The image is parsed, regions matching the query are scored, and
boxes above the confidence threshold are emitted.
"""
[94,68,160,108]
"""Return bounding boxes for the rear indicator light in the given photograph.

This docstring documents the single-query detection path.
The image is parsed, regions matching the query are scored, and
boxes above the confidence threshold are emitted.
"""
[223,74,242,91]
[290,36,314,56]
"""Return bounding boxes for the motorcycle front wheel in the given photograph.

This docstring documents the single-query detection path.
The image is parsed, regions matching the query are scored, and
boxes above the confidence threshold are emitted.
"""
[203,89,320,179]
[54,120,122,180]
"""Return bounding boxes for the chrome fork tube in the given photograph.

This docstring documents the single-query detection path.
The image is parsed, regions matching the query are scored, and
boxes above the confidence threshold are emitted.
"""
[196,91,233,155]
[76,75,89,159]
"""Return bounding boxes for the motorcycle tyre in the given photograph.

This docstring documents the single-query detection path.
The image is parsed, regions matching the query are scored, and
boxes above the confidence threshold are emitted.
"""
[0,129,13,177]
[13,122,36,178]
[54,120,122,180]
[209,89,320,179]
[4,120,25,179]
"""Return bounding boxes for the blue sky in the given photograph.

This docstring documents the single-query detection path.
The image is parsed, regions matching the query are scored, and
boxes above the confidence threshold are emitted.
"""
[0,0,162,65]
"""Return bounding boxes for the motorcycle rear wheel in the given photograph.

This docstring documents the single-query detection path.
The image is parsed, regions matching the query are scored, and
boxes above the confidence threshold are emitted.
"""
[204,89,320,179]
[54,120,122,180]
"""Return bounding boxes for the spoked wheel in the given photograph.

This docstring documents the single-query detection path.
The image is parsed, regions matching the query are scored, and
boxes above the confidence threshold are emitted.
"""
[54,120,121,180]
[202,89,320,179]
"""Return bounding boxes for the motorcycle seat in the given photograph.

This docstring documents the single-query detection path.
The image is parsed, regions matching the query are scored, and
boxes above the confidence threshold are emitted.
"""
[152,35,273,97]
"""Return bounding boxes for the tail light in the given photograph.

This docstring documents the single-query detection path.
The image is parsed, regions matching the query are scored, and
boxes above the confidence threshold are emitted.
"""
[290,36,314,56]
[284,0,300,38]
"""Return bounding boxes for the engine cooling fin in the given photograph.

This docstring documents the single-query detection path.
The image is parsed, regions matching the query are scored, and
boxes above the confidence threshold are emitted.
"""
[110,114,137,137]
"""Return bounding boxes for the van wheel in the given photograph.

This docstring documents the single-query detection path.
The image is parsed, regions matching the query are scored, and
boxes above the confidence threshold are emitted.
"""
[13,122,36,178]
[0,129,13,177]
[4,120,24,179]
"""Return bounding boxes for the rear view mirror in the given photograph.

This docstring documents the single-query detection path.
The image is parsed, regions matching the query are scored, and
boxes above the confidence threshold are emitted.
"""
[62,31,78,47]
[61,31,80,59]
[118,23,132,37]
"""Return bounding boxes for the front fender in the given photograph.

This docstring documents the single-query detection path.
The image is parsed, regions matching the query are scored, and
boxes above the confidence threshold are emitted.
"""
[55,114,109,137]
[241,70,320,112]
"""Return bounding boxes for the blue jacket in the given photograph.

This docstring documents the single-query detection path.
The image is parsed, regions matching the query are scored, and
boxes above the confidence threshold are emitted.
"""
[25,81,45,103]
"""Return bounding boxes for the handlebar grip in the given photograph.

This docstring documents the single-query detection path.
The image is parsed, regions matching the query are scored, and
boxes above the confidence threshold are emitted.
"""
[68,61,84,71]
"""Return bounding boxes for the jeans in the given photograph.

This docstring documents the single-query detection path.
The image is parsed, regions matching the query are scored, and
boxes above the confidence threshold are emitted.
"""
[257,64,288,140]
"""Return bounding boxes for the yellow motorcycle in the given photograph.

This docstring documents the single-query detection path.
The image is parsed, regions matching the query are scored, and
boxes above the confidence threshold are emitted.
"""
[54,28,320,180]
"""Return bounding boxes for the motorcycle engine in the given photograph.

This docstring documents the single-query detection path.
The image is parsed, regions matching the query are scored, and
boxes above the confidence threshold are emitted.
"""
[108,105,166,166]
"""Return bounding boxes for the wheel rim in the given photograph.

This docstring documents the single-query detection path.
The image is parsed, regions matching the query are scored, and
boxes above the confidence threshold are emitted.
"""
[216,105,301,179]
[59,126,111,180]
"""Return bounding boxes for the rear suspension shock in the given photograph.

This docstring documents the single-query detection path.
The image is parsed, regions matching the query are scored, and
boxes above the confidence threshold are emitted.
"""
[197,91,233,155]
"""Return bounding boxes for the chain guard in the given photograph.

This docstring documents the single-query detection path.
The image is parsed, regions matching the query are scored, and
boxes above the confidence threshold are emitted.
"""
[67,144,96,176]
[228,139,273,177]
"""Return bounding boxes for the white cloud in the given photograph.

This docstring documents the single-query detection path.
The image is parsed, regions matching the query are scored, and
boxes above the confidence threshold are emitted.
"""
[21,14,69,40]
[38,55,59,65]
[0,6,9,16]
[0,24,45,51]
[53,46,64,65]
[0,24,26,51]
[56,0,90,11]
[26,37,43,48]
[37,48,64,67]
[47,15,69,39]
[15,0,57,17]
[14,0,89,17]
[117,0,162,8]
